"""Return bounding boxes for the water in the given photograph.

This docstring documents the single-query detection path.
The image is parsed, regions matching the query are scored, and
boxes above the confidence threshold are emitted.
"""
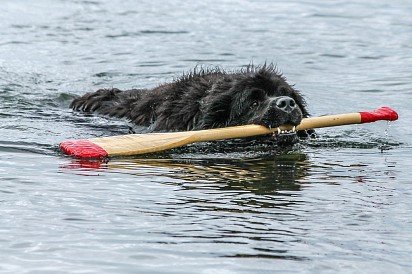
[1,0,411,272]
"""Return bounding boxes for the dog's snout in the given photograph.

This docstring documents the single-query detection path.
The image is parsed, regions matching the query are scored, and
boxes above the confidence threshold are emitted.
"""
[273,96,297,113]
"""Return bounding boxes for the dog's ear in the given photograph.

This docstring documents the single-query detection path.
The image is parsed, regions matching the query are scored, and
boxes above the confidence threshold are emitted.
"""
[200,92,233,128]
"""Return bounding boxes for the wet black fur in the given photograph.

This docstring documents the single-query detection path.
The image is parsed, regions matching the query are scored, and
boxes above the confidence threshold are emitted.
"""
[70,64,311,137]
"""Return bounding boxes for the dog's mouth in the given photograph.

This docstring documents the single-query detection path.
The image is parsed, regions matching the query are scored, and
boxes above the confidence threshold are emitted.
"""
[248,101,303,146]
[269,126,296,135]
[255,125,299,146]
[271,126,299,145]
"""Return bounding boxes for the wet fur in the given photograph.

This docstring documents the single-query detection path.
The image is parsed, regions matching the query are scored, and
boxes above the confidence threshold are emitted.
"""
[70,64,311,136]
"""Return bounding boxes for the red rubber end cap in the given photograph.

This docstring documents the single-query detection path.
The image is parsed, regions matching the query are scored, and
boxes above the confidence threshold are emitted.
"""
[360,106,399,123]
[60,139,108,158]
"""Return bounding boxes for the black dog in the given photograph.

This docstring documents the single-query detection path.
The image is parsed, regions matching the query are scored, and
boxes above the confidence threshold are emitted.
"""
[70,64,312,144]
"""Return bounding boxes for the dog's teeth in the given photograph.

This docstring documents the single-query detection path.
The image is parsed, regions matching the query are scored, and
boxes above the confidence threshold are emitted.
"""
[292,126,296,132]
[277,128,281,135]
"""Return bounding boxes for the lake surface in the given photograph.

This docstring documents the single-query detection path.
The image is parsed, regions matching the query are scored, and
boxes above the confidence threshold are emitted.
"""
[0,0,411,272]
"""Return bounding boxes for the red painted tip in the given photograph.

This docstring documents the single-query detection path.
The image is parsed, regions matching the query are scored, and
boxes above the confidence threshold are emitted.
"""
[360,106,398,123]
[60,139,108,158]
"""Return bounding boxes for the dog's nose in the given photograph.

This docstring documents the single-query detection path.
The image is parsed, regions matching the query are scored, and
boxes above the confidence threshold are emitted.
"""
[274,96,297,113]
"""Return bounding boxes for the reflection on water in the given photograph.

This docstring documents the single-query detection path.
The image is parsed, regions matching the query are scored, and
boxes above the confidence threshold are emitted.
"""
[56,147,403,265]
[61,154,313,260]
[63,152,310,194]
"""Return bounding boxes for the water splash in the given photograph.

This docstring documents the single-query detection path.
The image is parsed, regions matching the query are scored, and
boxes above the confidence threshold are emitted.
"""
[379,121,392,152]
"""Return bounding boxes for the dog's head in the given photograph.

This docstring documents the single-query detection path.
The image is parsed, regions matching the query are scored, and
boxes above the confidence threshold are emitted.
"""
[201,65,310,144]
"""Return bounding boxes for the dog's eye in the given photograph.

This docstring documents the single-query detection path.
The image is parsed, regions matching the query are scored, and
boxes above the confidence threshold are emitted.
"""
[278,87,289,95]
[250,101,259,109]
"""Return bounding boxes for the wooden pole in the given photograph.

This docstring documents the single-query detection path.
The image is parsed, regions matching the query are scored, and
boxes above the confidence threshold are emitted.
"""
[60,107,398,158]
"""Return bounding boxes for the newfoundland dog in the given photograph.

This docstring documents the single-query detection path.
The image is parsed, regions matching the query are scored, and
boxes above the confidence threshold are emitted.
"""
[70,64,312,145]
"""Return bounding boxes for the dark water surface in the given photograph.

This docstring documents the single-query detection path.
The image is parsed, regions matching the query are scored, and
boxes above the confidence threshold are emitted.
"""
[1,0,411,273]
